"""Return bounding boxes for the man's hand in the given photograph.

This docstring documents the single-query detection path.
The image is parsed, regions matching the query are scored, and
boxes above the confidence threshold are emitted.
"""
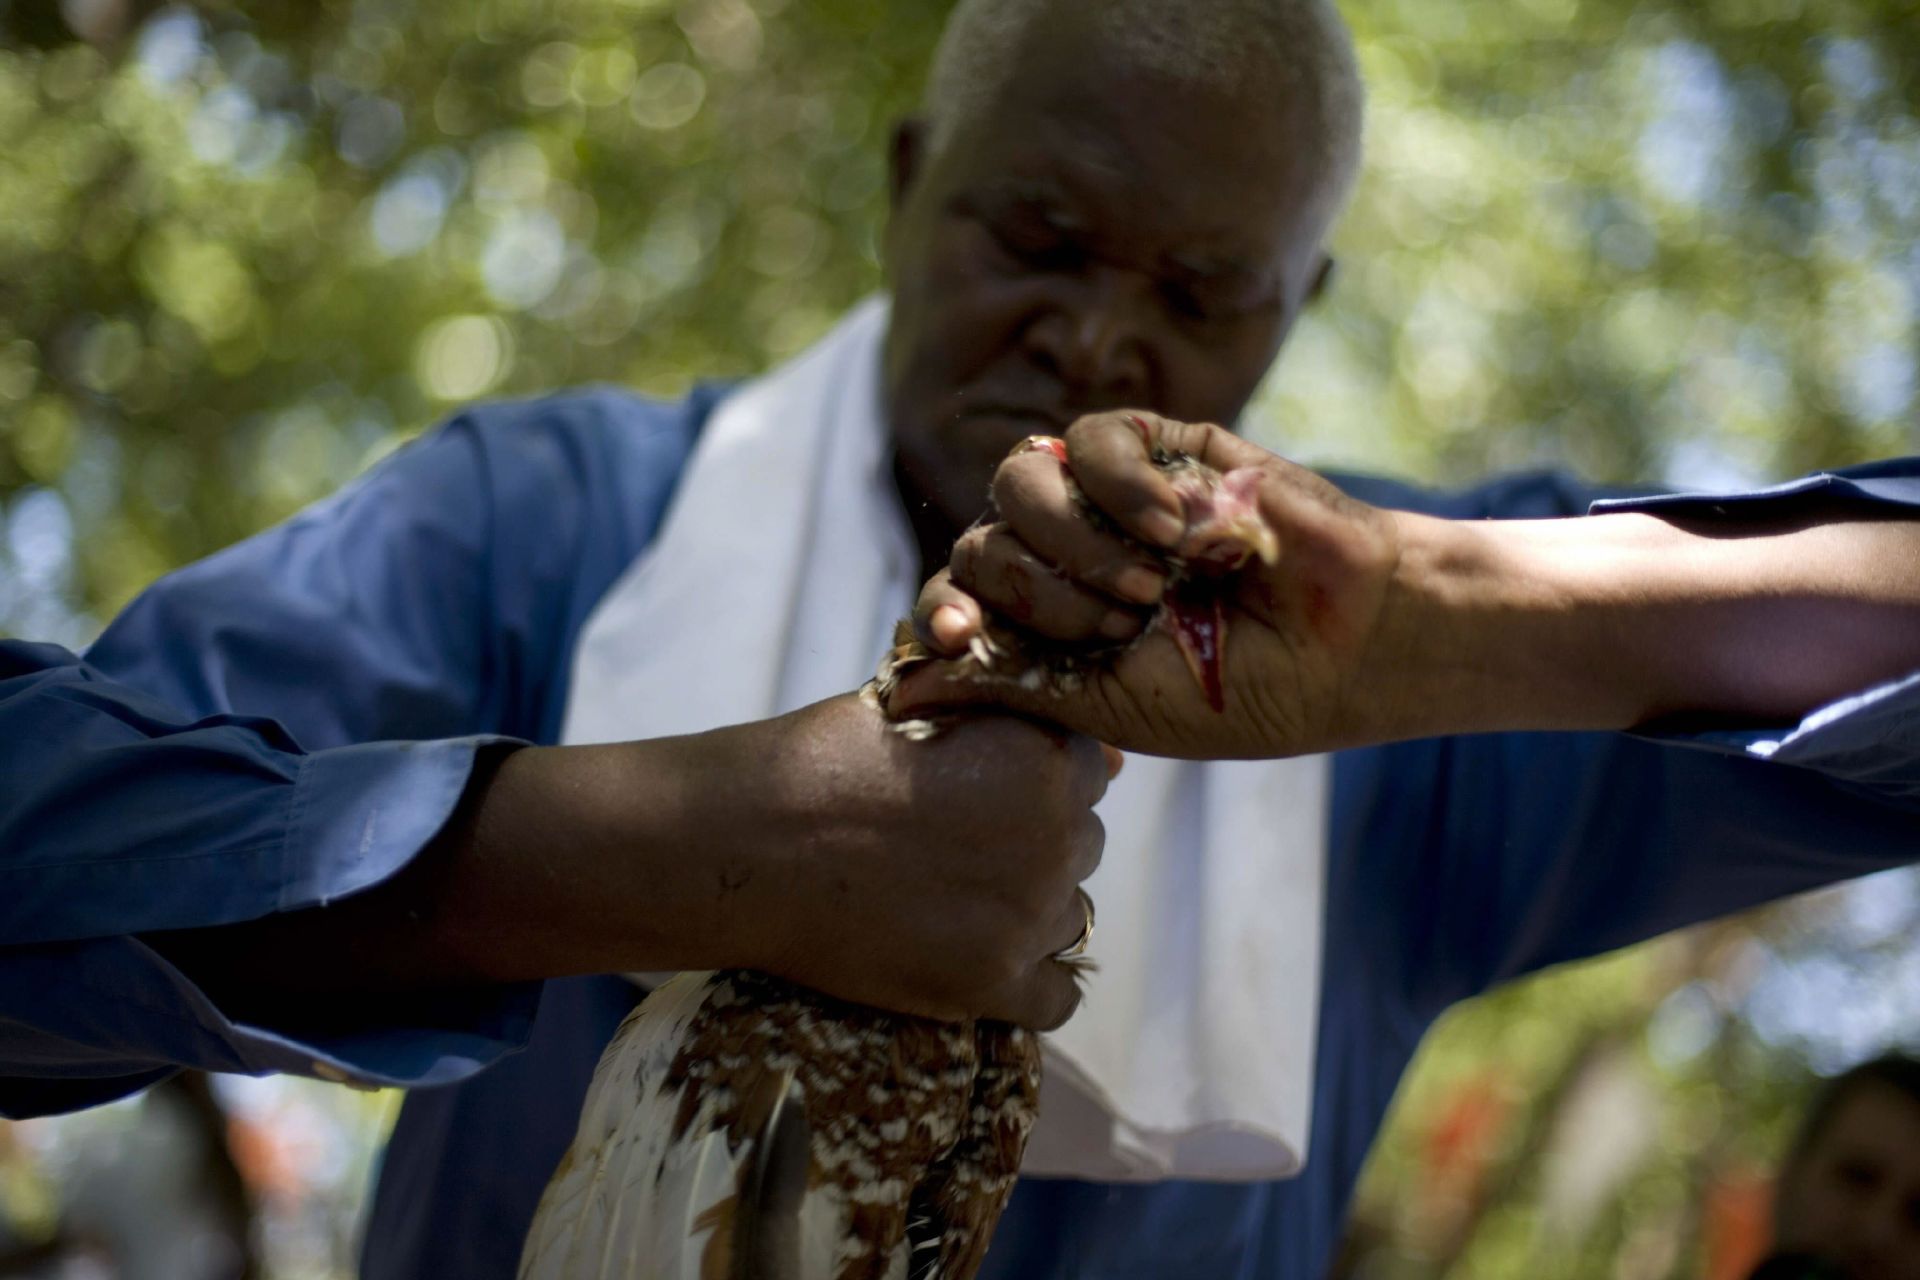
[889,410,1920,759]
[888,410,1408,758]
[712,693,1110,1030]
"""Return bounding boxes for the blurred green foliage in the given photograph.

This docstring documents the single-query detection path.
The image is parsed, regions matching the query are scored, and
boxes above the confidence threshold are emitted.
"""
[2,0,1917,640]
[1342,872,1920,1278]
[2,0,945,637]
[1,2,1917,1276]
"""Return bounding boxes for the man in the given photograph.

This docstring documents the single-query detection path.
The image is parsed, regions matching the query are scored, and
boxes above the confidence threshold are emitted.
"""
[1750,1054,1920,1280]
[1,2,1916,1277]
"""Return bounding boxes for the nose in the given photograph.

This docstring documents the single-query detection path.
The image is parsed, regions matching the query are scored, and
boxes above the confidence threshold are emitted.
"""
[1024,269,1154,408]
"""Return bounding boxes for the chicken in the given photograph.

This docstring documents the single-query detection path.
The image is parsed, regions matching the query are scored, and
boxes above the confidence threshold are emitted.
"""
[884,421,1282,716]
[518,429,1278,1280]
[519,970,1041,1280]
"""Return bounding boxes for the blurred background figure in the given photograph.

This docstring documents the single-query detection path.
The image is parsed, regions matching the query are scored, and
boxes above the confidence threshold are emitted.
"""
[0,1074,255,1280]
[1750,1053,1920,1280]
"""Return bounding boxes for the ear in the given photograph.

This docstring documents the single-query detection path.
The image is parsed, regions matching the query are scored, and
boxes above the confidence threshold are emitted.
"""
[1306,254,1337,306]
[888,117,929,212]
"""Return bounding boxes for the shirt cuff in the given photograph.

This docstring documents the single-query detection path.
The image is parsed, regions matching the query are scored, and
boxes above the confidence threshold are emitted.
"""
[2,733,537,1117]
[1633,670,1920,807]
[1,934,541,1118]
[1589,463,1920,519]
[7,732,521,946]
[1597,462,1920,802]
[281,735,509,914]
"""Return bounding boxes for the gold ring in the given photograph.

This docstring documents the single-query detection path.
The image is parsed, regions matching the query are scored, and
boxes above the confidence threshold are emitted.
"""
[1055,889,1095,959]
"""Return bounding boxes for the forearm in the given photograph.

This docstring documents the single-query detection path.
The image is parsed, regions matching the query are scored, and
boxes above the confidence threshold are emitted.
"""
[145,734,780,1005]
[145,691,1106,1032]
[1371,509,1920,739]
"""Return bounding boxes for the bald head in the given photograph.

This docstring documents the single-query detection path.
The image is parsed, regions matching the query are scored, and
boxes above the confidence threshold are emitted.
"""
[925,0,1366,227]
[882,0,1360,559]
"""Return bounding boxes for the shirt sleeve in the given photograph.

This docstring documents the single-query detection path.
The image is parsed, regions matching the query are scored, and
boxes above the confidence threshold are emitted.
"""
[1360,457,1920,1015]
[1,417,544,1114]
[1593,455,1920,797]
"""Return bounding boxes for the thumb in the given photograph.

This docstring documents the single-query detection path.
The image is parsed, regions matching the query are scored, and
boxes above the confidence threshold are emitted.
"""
[884,658,1058,722]
[885,662,1124,778]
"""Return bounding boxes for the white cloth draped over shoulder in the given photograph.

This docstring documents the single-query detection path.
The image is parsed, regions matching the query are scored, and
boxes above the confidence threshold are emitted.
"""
[558,296,1331,1183]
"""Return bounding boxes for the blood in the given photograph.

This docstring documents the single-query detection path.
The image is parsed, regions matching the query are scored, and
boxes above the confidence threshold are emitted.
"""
[1164,590,1227,712]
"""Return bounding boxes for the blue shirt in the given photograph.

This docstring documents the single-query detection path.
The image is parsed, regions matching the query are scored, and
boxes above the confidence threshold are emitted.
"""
[3,387,1917,1279]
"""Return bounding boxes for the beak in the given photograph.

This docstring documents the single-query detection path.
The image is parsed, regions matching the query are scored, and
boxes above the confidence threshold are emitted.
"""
[1226,510,1281,568]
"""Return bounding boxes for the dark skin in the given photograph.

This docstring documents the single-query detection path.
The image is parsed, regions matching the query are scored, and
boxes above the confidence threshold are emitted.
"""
[881,3,1337,579]
[1773,1083,1920,1280]
[893,408,1920,758]
[144,17,1339,1037]
[144,8,1920,1045]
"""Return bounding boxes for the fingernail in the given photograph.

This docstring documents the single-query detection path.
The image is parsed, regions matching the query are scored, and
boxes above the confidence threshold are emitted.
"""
[1140,507,1185,548]
[931,604,972,649]
[1112,563,1165,605]
[1016,435,1069,464]
[1098,609,1142,641]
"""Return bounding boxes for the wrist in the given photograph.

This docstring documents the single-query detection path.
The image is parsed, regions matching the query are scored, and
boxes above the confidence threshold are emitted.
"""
[590,727,797,977]
[436,732,792,981]
[1365,510,1673,739]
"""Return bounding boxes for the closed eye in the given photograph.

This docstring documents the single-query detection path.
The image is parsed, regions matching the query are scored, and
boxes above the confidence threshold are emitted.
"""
[987,217,1086,273]
[1160,278,1276,326]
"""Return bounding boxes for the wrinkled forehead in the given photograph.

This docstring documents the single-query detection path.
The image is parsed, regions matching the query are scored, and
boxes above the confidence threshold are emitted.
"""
[948,12,1336,231]
[939,29,1337,282]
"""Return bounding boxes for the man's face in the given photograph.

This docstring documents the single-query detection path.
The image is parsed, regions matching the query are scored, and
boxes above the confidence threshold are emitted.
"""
[881,13,1339,540]
[1774,1083,1920,1280]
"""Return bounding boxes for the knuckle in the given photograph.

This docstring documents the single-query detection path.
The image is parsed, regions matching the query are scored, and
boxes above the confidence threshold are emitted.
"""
[1028,841,1074,895]
[993,450,1053,508]
[1076,408,1131,435]
[1039,977,1082,1031]
[989,448,1029,489]
[1079,814,1106,875]
[979,941,1027,990]
[918,566,958,602]
[971,709,1037,754]
[951,525,993,577]
[1026,598,1102,643]
[1068,729,1104,774]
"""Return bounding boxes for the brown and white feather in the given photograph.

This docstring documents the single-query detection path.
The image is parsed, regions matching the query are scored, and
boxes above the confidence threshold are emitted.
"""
[520,971,1042,1280]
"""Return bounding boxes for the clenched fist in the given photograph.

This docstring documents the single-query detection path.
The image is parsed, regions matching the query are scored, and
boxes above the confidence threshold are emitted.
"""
[709,692,1111,1029]
[888,410,1406,759]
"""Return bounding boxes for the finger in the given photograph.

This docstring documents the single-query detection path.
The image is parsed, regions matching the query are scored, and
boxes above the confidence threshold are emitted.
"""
[885,656,1097,739]
[990,959,1084,1032]
[1100,742,1125,780]
[1067,732,1113,809]
[951,524,1146,644]
[885,653,1040,718]
[991,449,1168,606]
[1064,410,1271,549]
[909,568,984,656]
[970,715,1111,811]
[1069,812,1105,884]
[1120,407,1274,474]
[1048,886,1095,954]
